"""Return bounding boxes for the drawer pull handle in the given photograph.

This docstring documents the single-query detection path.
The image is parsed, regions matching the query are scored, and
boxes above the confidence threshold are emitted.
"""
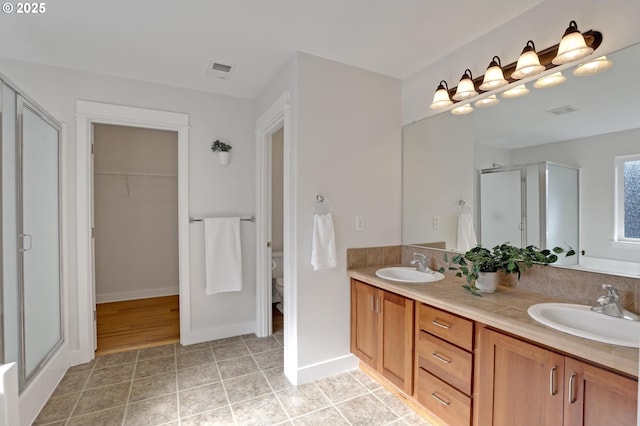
[568,373,577,404]
[431,392,451,406]
[549,366,557,396]
[431,319,451,329]
[432,352,452,364]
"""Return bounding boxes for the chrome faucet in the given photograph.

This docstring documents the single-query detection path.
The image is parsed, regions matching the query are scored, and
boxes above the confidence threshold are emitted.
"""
[410,253,433,274]
[591,284,640,321]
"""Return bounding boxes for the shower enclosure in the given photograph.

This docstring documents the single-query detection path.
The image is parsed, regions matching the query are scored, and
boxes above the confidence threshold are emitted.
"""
[478,162,578,266]
[1,75,63,390]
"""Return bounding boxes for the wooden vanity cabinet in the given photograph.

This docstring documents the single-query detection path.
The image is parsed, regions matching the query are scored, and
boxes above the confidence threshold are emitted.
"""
[475,327,638,426]
[350,279,414,394]
[414,303,475,426]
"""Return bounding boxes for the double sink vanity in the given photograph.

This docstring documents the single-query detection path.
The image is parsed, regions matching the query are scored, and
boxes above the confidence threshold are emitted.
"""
[347,248,639,426]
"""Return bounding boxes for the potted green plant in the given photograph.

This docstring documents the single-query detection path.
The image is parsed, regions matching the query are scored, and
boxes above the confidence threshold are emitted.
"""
[211,139,232,165]
[439,243,575,295]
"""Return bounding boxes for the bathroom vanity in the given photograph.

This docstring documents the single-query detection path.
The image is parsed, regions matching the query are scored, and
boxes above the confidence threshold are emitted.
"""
[348,268,639,426]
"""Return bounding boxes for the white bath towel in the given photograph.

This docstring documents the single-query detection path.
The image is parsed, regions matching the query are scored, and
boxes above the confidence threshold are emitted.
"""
[311,213,337,270]
[457,206,478,252]
[204,217,243,295]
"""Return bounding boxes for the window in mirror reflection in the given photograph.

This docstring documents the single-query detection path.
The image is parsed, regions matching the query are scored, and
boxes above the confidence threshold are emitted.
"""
[616,155,640,241]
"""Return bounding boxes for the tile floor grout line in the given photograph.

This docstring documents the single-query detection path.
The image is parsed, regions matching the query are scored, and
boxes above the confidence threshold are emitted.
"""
[121,349,140,426]
[62,355,98,425]
[211,340,237,425]
[246,338,292,424]
[311,380,353,425]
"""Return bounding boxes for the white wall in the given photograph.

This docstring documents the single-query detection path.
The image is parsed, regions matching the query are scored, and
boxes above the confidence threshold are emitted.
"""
[294,53,402,376]
[403,113,474,250]
[511,127,640,263]
[0,58,257,355]
[403,0,640,125]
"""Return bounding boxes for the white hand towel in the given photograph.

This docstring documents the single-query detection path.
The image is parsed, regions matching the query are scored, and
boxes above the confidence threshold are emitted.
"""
[204,217,243,295]
[457,206,478,252]
[311,213,337,270]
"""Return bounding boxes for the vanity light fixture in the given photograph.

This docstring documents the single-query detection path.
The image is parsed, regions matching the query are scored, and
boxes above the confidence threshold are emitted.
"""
[533,72,567,89]
[552,21,594,65]
[474,95,500,108]
[429,21,603,115]
[451,103,473,115]
[511,40,546,79]
[573,56,613,77]
[501,84,530,99]
[430,80,453,109]
[452,69,478,101]
[479,56,508,91]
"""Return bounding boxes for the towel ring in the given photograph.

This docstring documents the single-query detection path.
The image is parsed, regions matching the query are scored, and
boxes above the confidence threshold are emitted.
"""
[459,200,471,214]
[313,194,332,215]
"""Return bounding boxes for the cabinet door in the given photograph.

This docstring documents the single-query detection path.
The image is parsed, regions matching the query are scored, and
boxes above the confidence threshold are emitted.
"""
[350,280,381,369]
[563,357,638,426]
[381,291,414,394]
[475,328,564,426]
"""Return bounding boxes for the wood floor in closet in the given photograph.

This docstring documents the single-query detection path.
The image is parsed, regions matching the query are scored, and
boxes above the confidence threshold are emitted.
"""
[96,295,180,356]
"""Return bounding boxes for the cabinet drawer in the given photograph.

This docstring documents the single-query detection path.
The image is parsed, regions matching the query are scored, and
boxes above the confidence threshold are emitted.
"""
[418,303,473,351]
[415,367,471,426]
[417,331,472,396]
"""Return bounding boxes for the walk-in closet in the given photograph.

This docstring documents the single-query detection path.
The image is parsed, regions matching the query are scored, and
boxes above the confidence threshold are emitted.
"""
[93,124,179,354]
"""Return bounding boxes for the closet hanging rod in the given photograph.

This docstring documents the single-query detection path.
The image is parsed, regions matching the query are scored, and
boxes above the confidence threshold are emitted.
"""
[95,171,177,178]
[189,216,256,223]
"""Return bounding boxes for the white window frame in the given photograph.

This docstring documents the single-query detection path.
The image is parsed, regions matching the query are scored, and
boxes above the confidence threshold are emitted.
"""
[613,154,640,249]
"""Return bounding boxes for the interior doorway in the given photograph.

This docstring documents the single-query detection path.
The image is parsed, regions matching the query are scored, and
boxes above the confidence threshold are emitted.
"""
[92,123,180,354]
[270,127,284,334]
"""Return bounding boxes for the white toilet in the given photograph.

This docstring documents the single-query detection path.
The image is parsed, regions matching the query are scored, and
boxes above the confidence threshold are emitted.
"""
[272,251,284,313]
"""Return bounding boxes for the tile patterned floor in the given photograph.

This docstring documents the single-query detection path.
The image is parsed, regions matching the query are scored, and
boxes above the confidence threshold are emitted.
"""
[34,330,432,425]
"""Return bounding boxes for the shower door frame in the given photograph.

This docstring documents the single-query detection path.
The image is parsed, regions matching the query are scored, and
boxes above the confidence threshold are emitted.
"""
[16,95,64,389]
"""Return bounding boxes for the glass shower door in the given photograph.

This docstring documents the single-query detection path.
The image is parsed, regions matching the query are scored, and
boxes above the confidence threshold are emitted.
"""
[18,98,63,384]
[480,168,524,248]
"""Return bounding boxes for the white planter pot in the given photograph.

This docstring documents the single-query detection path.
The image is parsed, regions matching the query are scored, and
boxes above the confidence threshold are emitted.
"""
[475,271,499,293]
[217,151,231,165]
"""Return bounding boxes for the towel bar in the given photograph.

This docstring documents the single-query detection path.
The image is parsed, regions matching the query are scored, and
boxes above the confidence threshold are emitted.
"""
[189,216,255,223]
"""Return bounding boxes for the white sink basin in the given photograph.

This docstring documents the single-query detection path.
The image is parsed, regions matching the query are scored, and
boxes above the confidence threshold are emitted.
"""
[528,303,640,348]
[375,267,445,283]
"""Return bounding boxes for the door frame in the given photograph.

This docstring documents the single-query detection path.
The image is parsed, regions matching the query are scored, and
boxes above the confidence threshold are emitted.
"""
[255,91,298,382]
[75,101,189,364]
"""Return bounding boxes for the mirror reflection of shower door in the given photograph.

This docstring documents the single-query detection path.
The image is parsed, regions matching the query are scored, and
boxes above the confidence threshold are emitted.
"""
[480,169,524,248]
[18,98,63,385]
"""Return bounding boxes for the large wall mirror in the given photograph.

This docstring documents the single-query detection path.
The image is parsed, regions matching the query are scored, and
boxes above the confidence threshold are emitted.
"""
[402,42,640,276]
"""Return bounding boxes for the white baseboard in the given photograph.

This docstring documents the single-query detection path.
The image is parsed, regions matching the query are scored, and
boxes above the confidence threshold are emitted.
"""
[294,353,359,385]
[96,287,179,304]
[181,321,256,346]
[20,344,68,426]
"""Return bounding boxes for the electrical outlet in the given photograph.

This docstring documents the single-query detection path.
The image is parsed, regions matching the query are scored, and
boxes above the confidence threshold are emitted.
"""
[433,216,440,229]
[355,216,365,232]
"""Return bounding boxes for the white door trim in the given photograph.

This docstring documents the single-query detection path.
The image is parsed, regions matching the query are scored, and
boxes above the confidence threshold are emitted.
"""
[74,101,190,364]
[255,91,298,383]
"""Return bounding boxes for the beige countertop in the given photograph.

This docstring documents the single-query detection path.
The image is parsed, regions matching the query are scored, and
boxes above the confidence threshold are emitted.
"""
[348,266,639,378]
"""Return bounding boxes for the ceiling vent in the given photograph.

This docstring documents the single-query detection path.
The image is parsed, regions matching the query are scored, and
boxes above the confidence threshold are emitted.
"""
[207,61,236,79]
[547,105,578,115]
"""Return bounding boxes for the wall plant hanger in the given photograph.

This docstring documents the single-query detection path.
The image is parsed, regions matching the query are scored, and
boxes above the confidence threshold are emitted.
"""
[211,139,232,165]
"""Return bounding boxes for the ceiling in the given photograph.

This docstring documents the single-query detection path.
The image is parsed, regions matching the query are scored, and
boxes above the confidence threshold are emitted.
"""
[0,0,543,99]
